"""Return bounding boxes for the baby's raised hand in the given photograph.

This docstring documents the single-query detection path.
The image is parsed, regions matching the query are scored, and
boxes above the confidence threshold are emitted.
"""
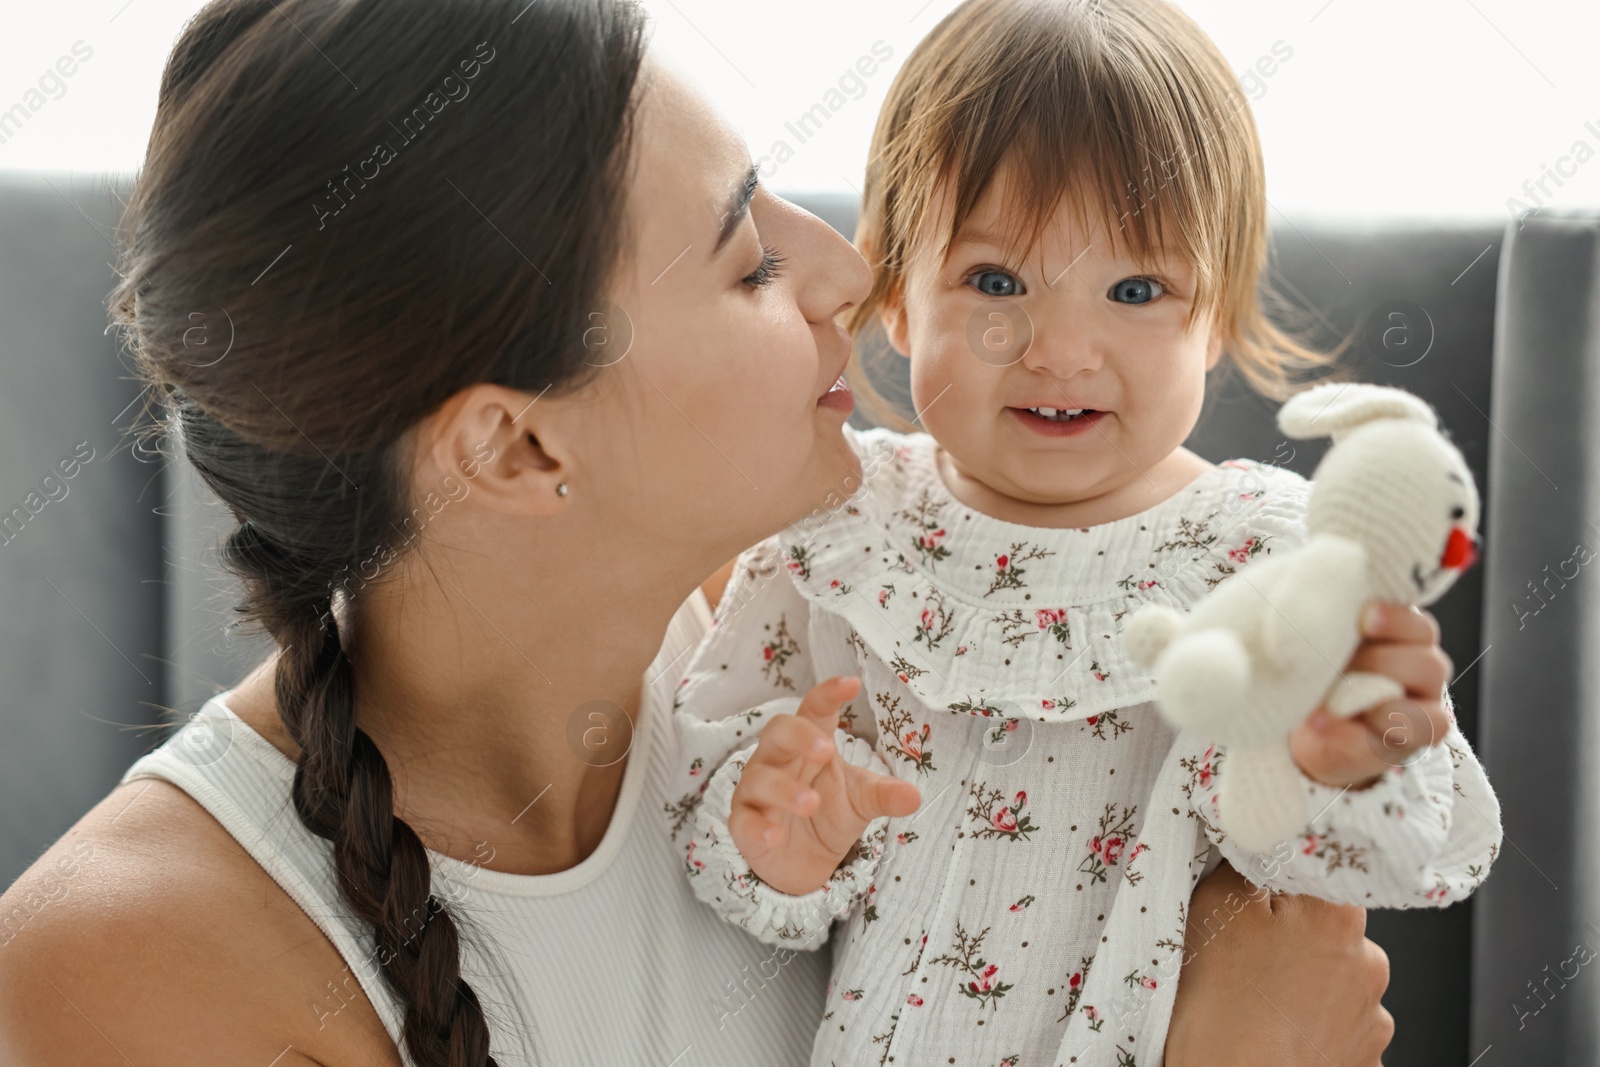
[728,676,922,896]
[1289,601,1456,790]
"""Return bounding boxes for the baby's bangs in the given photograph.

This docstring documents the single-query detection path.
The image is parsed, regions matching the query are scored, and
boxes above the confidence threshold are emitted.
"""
[893,0,1254,318]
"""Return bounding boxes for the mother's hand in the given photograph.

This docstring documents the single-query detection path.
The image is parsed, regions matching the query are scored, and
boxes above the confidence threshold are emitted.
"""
[1165,860,1393,1067]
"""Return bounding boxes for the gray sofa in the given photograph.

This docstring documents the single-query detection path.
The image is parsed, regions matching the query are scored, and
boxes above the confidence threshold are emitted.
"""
[0,170,1584,1065]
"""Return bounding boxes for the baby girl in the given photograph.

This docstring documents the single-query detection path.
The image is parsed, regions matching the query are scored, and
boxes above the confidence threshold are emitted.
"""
[668,1,1503,1064]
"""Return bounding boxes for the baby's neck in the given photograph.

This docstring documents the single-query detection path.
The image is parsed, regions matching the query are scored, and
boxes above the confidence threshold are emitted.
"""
[933,446,1217,529]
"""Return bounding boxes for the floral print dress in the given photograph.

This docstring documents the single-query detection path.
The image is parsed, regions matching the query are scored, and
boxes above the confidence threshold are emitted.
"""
[667,427,1503,1067]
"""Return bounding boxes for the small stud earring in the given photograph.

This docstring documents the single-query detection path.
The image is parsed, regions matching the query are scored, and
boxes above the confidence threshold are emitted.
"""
[555,482,569,497]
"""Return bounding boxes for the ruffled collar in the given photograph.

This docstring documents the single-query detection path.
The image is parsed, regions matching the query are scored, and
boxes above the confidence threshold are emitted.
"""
[776,427,1310,722]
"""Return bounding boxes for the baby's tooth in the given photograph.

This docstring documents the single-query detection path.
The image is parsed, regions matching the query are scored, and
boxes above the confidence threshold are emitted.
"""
[1037,407,1057,418]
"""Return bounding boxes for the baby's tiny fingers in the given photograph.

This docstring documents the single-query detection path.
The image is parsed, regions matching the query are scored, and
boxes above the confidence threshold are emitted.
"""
[727,803,782,856]
[844,764,922,821]
[795,676,863,731]
[737,763,822,819]
[751,713,836,770]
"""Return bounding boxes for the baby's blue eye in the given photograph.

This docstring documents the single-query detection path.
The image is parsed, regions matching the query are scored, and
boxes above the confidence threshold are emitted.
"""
[971,270,1022,298]
[1109,277,1164,304]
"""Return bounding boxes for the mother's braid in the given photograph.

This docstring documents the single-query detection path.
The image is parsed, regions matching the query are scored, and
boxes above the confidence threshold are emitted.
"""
[113,0,650,1062]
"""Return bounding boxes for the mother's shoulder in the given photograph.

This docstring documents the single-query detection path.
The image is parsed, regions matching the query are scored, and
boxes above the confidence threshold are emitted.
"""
[0,777,396,1066]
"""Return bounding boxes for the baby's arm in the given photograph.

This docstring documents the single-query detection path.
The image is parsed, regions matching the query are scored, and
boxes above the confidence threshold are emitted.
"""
[669,537,918,949]
[1193,685,1503,907]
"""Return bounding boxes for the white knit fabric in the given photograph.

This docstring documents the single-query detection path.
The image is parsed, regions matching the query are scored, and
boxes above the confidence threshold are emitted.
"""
[668,425,1503,1067]
[1125,382,1489,852]
[120,589,827,1067]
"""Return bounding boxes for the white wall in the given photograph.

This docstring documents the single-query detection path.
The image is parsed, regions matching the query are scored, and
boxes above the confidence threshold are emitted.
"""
[4,0,1596,222]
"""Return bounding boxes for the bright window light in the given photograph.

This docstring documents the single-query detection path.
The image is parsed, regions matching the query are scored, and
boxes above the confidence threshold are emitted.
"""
[3,0,1595,223]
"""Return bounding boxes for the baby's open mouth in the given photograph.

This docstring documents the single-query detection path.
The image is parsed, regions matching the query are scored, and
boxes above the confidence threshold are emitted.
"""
[1022,406,1097,423]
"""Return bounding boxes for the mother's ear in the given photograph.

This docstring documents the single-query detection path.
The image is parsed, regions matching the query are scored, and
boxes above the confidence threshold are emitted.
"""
[1278,381,1437,441]
[417,382,571,516]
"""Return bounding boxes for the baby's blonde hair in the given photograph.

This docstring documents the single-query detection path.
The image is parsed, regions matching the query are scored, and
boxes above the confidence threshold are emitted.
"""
[846,0,1341,430]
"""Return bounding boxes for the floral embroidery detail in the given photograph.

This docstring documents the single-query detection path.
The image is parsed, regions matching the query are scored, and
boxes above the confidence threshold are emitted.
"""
[1039,695,1079,713]
[986,716,1024,745]
[985,542,1055,597]
[786,543,813,580]
[1228,535,1267,564]
[760,616,802,690]
[1090,659,1111,682]
[1008,894,1035,912]
[870,1011,900,1067]
[929,921,1013,1011]
[1125,969,1158,991]
[842,988,864,1001]
[862,881,880,924]
[1178,743,1225,829]
[845,628,869,660]
[1035,606,1072,644]
[1301,829,1371,875]
[890,653,927,683]
[901,931,929,976]
[877,583,897,608]
[1078,802,1143,884]
[687,756,704,776]
[1059,954,1094,1022]
[991,609,1037,648]
[1082,1003,1103,1031]
[878,692,936,773]
[683,838,706,876]
[950,696,1009,717]
[1116,574,1160,592]
[663,792,702,836]
[914,589,956,650]
[968,783,1038,840]
[1156,515,1219,556]
[896,830,920,846]
[1081,708,1134,739]
[828,577,852,595]
[907,993,924,1006]
[899,488,953,569]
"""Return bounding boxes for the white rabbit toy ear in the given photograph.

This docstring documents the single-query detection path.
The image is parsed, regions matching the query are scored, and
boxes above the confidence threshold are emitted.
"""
[1277,381,1438,441]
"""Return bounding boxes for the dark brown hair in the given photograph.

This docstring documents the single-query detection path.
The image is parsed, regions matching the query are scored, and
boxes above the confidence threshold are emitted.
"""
[848,0,1338,428]
[109,1,649,1062]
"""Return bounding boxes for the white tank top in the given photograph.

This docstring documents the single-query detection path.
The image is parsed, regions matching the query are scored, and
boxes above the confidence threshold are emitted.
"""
[120,590,827,1067]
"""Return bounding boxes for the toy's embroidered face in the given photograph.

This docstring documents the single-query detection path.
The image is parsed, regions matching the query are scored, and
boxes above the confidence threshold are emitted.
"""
[1413,481,1480,596]
[1308,421,1481,606]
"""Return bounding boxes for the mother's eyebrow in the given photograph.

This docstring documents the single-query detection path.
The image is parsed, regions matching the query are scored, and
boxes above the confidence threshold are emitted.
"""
[712,164,759,256]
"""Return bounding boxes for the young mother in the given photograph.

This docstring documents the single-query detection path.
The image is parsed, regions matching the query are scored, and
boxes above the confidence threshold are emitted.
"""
[0,1,1411,1064]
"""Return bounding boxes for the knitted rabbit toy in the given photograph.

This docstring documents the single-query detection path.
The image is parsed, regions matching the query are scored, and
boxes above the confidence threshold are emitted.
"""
[1123,382,1481,852]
